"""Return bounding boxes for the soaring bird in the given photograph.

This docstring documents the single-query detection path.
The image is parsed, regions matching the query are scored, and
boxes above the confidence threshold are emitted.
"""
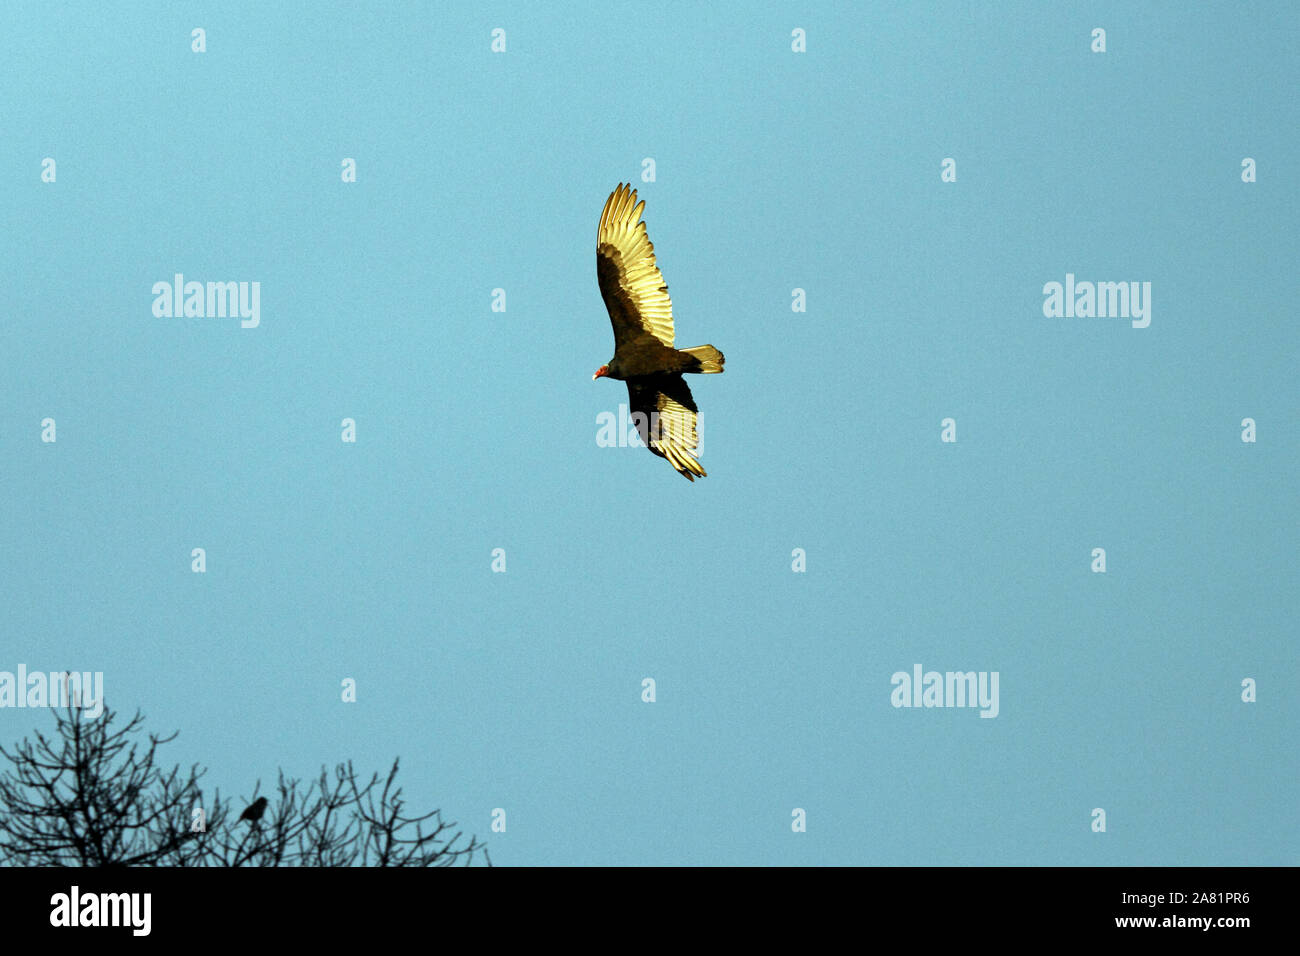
[593,183,725,481]
[237,796,268,825]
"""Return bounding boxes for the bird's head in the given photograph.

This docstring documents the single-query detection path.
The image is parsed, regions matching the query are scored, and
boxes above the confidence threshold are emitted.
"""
[592,364,610,381]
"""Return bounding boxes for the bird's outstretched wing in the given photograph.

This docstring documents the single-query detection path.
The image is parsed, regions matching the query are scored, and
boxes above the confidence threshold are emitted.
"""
[597,183,675,353]
[627,375,705,481]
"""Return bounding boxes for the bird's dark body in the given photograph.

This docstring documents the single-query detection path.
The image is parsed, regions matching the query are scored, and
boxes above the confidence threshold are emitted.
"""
[238,796,268,824]
[604,340,710,381]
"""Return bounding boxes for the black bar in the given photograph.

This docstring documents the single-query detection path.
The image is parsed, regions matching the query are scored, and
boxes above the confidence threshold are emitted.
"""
[0,866,1287,941]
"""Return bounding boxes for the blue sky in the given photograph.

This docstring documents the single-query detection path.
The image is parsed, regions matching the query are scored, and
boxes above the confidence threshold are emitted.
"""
[2,1,1296,864]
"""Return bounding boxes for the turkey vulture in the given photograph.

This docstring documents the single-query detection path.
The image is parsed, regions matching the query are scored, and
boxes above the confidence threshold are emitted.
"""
[593,183,725,481]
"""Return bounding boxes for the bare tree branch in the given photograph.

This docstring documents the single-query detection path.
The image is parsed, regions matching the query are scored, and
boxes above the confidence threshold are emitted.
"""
[0,702,488,867]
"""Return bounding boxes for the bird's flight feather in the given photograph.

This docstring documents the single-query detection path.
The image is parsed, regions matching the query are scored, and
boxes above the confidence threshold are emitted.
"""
[596,184,675,352]
[627,376,706,481]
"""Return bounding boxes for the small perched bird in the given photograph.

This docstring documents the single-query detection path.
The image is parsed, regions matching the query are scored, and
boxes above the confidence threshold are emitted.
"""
[593,183,725,481]
[237,797,268,825]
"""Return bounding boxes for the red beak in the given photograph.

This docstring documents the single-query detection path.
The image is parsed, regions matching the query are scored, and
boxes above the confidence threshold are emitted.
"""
[592,366,608,380]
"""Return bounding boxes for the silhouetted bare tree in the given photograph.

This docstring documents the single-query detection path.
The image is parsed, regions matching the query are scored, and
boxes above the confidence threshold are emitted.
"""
[0,702,489,866]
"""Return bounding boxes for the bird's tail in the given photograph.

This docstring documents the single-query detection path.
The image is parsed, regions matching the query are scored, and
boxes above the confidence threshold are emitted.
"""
[682,345,725,373]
